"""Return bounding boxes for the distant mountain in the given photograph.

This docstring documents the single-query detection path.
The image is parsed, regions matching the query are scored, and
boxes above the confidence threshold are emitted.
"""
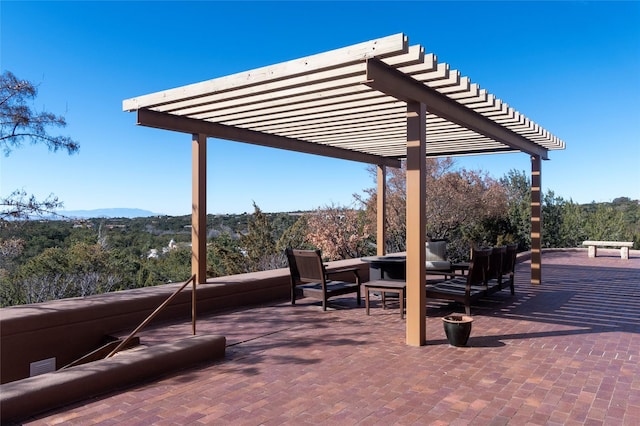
[58,208,163,219]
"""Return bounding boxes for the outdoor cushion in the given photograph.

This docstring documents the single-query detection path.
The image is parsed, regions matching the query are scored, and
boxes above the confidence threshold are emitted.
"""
[425,241,451,271]
[425,260,451,270]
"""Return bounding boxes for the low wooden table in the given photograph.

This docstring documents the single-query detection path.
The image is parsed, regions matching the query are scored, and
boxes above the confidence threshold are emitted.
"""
[363,280,406,319]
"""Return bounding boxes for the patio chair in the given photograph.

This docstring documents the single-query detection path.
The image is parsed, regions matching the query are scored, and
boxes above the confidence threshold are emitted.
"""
[425,247,491,315]
[285,248,361,311]
[499,244,518,295]
[485,246,506,294]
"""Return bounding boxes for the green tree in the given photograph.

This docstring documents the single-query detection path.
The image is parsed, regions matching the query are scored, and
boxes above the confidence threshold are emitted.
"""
[144,247,192,285]
[240,202,278,271]
[559,201,587,247]
[499,169,531,251]
[611,197,640,249]
[542,190,565,248]
[7,242,120,306]
[275,215,313,255]
[1,71,82,304]
[584,204,627,241]
[207,233,246,277]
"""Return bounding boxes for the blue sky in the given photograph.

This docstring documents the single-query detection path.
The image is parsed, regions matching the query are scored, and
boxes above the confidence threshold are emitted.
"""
[2,1,639,216]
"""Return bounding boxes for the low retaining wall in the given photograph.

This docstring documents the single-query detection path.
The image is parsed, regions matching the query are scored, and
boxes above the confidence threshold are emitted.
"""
[0,334,226,424]
[0,259,369,384]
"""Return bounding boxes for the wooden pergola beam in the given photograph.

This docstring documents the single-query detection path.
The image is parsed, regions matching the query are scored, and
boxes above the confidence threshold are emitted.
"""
[137,108,401,168]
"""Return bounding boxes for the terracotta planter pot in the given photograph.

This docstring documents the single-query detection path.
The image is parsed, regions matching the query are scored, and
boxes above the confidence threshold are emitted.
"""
[442,315,473,347]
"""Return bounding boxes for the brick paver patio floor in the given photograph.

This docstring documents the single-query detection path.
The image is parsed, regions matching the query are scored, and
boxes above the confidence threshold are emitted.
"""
[21,250,640,425]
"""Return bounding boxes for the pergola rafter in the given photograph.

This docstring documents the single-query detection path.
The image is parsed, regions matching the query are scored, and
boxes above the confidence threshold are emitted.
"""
[124,33,565,346]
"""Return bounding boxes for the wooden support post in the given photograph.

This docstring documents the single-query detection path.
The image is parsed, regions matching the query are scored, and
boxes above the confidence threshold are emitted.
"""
[531,155,542,285]
[405,102,426,346]
[192,133,207,284]
[377,165,386,256]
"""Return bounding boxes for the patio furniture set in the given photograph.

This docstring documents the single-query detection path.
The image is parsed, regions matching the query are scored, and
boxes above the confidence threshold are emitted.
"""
[286,242,518,317]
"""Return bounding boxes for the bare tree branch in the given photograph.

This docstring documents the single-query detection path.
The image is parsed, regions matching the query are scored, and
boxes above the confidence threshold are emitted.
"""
[0,71,80,220]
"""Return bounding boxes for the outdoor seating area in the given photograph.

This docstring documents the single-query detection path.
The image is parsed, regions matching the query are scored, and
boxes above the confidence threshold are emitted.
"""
[362,243,520,317]
[14,250,639,425]
[121,33,567,346]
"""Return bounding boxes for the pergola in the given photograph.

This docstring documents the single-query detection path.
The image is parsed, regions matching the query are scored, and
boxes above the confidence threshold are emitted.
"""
[123,33,565,346]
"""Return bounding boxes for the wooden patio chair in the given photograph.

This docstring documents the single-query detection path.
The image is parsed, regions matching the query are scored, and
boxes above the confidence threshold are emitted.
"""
[285,248,361,311]
[499,244,518,295]
[485,246,506,295]
[425,248,491,315]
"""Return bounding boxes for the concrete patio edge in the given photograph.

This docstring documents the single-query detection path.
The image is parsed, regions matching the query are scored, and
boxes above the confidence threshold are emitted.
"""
[0,334,226,424]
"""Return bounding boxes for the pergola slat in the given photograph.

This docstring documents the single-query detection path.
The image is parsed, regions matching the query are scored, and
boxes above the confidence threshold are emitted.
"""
[123,33,408,111]
[364,58,551,159]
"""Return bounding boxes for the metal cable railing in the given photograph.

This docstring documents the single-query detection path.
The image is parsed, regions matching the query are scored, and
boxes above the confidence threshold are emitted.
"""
[106,274,197,358]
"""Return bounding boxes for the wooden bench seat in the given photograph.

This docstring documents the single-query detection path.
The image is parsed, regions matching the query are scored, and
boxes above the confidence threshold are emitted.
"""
[426,278,486,314]
[425,244,518,315]
[486,244,518,295]
[582,240,633,259]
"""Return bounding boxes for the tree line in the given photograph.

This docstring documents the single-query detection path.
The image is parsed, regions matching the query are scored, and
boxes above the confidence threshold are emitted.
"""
[1,164,637,307]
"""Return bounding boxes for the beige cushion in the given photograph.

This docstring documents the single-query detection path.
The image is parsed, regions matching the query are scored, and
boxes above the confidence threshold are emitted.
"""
[425,241,450,271]
[425,241,447,261]
[426,260,451,271]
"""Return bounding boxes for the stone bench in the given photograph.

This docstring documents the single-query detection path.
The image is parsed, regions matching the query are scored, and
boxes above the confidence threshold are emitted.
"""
[582,240,633,259]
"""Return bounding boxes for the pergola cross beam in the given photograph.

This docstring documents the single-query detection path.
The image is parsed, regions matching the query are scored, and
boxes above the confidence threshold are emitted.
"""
[137,108,401,168]
[364,58,550,159]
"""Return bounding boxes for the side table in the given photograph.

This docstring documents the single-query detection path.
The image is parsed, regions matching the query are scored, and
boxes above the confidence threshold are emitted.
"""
[363,280,407,319]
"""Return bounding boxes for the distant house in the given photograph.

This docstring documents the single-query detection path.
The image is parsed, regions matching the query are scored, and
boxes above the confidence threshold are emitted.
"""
[148,239,188,259]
